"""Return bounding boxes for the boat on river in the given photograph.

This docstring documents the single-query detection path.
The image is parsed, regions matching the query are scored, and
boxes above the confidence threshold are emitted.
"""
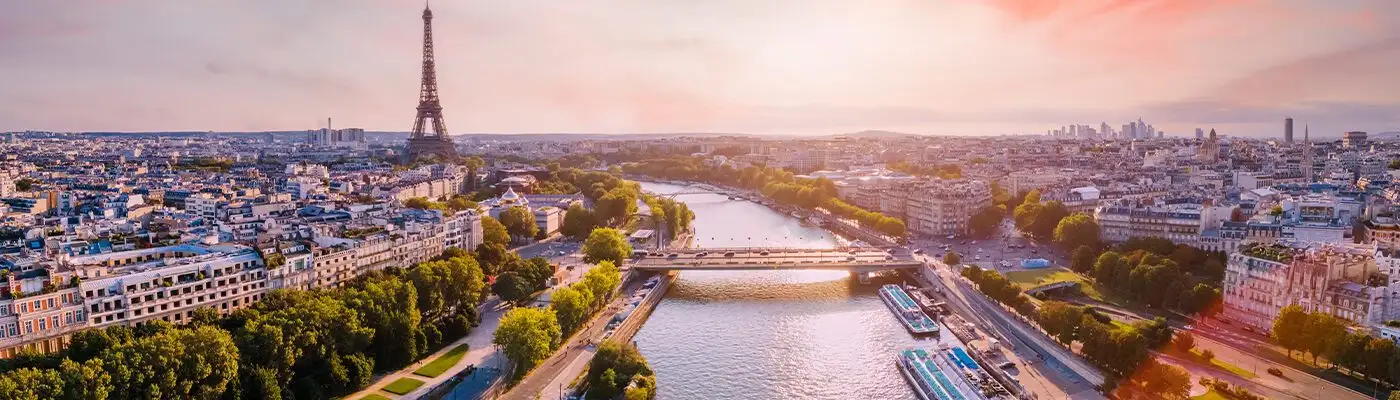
[879,284,938,336]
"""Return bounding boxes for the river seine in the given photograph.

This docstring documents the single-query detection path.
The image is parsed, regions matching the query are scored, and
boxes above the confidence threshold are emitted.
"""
[634,182,925,400]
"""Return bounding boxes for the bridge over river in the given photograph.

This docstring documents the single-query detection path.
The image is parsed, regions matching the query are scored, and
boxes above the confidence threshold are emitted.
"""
[627,247,924,272]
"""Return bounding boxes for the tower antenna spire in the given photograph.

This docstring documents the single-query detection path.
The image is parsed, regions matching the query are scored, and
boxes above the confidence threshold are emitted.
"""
[406,1,456,162]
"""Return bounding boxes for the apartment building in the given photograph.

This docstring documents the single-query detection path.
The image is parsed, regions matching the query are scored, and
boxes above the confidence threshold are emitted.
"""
[69,243,268,334]
[1095,203,1231,244]
[893,179,992,236]
[445,210,484,251]
[0,261,85,358]
[1223,242,1384,333]
[1003,168,1074,194]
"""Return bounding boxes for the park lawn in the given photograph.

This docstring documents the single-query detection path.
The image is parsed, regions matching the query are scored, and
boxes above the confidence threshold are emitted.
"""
[360,395,392,400]
[382,377,426,395]
[1004,268,1105,301]
[1189,389,1230,400]
[1191,349,1259,379]
[413,344,470,378]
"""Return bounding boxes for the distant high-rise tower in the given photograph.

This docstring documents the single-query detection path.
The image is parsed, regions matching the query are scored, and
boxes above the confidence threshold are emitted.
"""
[1284,117,1294,143]
[1195,128,1204,140]
[406,2,457,161]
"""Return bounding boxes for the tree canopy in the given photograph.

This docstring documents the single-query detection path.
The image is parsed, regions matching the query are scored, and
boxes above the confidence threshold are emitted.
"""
[493,307,562,377]
[583,228,632,266]
[481,216,510,246]
[499,206,539,242]
[1053,212,1100,252]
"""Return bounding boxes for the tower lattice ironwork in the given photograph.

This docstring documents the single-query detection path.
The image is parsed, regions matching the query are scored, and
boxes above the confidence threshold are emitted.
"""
[406,3,457,161]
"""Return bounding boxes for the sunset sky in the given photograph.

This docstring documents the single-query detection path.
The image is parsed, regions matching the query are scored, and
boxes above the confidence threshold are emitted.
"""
[3,0,1398,137]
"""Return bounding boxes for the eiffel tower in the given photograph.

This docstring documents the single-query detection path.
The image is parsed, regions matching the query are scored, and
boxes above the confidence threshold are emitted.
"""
[405,2,457,162]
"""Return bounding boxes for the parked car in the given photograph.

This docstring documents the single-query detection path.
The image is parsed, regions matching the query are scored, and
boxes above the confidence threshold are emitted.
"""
[724,251,736,257]
[760,250,770,256]
[997,362,1015,369]
[696,252,708,257]
[912,249,924,254]
[1267,367,1283,377]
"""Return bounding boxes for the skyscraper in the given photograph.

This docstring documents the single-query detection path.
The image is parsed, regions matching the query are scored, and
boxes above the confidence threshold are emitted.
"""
[406,3,458,161]
[1284,117,1294,143]
[1195,128,1204,140]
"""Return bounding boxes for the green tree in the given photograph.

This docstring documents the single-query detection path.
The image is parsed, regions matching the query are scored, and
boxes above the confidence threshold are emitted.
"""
[583,228,632,266]
[341,276,424,370]
[103,325,240,400]
[493,307,563,377]
[0,367,64,400]
[59,358,112,400]
[189,306,222,327]
[1028,201,1070,240]
[1133,317,1174,349]
[1012,189,1042,230]
[492,272,533,304]
[1273,305,1309,358]
[445,196,479,213]
[1053,212,1100,252]
[499,206,539,242]
[462,156,486,190]
[1303,312,1347,364]
[943,251,961,266]
[552,285,594,335]
[482,216,510,246]
[1173,331,1196,353]
[968,205,1006,239]
[14,178,37,192]
[1092,251,1124,285]
[595,187,639,227]
[1035,301,1084,344]
[1133,357,1191,400]
[1070,245,1096,273]
[1364,337,1394,379]
[562,204,598,239]
[582,261,623,309]
[587,340,655,400]
[405,197,433,210]
[474,242,521,277]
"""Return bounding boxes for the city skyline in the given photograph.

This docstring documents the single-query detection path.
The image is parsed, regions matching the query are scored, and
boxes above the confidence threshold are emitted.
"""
[3,0,1398,136]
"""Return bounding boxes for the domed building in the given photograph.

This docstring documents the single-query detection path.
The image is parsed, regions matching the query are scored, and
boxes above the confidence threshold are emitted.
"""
[482,187,585,238]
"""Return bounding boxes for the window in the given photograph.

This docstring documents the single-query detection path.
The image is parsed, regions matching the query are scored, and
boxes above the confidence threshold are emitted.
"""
[46,299,54,309]
[49,316,57,329]
[0,305,8,316]
[24,321,32,334]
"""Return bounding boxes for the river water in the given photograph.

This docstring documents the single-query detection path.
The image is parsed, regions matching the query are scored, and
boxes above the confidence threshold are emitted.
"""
[634,182,926,400]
